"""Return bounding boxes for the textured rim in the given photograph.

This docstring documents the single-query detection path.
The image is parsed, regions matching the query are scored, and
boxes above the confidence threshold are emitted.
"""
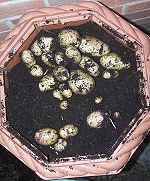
[0,1,150,180]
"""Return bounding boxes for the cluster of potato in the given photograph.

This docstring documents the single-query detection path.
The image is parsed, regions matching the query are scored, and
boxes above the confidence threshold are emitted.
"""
[34,124,78,152]
[22,29,131,104]
[21,29,130,150]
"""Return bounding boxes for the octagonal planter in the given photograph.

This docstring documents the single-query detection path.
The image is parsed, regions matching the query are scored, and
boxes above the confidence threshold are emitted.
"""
[0,1,150,180]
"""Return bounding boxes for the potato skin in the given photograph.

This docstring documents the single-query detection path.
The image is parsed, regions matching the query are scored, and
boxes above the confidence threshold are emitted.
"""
[65,46,81,64]
[100,53,130,70]
[53,66,70,82]
[21,50,36,68]
[59,124,78,139]
[79,36,110,57]
[87,111,104,128]
[58,29,80,48]
[30,64,43,77]
[79,56,100,77]
[34,128,58,146]
[68,70,95,95]
[39,74,56,92]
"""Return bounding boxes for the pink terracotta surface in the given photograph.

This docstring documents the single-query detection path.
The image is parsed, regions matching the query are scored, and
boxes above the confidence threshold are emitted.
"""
[0,1,150,180]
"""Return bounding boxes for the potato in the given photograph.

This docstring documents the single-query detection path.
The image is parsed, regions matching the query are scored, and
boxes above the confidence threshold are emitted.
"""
[30,64,43,77]
[59,124,78,139]
[68,70,95,95]
[54,139,67,152]
[79,36,110,57]
[65,46,81,64]
[39,74,56,92]
[38,37,53,53]
[21,50,36,68]
[79,56,100,77]
[58,29,80,48]
[53,66,70,82]
[34,128,58,146]
[31,40,42,56]
[100,53,130,70]
[87,111,104,128]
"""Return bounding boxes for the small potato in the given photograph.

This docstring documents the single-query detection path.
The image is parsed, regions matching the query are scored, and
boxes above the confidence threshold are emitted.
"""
[39,74,56,92]
[102,71,112,79]
[79,36,110,57]
[34,128,58,146]
[41,52,55,67]
[55,52,65,65]
[59,84,72,98]
[53,66,70,82]
[95,96,103,104]
[30,64,43,77]
[54,139,67,152]
[21,50,36,68]
[114,112,120,119]
[38,37,53,53]
[59,124,78,139]
[53,89,63,100]
[31,40,42,56]
[103,70,119,79]
[79,56,100,77]
[58,29,80,48]
[100,53,130,70]
[65,46,81,64]
[60,100,68,110]
[87,111,104,128]
[68,70,95,95]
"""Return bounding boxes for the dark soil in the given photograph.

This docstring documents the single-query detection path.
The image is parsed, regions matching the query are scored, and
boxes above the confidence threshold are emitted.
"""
[6,22,144,163]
